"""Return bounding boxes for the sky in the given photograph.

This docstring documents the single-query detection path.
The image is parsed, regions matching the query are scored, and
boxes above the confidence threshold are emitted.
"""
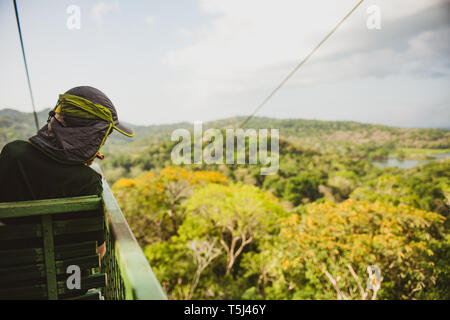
[0,0,449,128]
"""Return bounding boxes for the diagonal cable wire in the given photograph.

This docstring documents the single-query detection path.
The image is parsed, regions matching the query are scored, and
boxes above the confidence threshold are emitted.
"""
[13,0,39,131]
[239,0,365,128]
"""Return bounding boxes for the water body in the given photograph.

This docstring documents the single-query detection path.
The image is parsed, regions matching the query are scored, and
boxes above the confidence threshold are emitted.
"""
[372,153,450,169]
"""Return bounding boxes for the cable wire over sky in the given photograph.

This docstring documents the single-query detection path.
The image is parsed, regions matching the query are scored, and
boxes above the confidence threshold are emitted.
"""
[13,0,39,131]
[239,0,365,128]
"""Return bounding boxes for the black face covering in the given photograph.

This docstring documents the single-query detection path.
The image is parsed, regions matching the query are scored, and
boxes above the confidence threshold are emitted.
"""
[28,86,133,164]
[29,113,112,164]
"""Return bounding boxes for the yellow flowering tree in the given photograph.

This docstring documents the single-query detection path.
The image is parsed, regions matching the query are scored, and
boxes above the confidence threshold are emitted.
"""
[277,199,446,299]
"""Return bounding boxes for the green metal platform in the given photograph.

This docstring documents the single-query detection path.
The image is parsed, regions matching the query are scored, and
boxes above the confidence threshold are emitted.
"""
[0,167,167,300]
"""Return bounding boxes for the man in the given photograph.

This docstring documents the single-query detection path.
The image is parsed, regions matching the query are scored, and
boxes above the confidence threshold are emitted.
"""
[0,86,134,258]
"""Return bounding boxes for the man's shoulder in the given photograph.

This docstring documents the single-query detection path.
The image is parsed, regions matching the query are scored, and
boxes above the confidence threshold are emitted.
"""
[0,140,103,200]
[1,139,101,178]
[2,139,30,150]
[1,140,32,157]
[85,166,102,182]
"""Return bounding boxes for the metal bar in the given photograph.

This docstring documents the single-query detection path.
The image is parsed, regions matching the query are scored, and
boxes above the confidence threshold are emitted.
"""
[13,0,39,131]
[41,215,58,300]
[0,195,101,218]
[239,0,365,128]
[100,175,167,300]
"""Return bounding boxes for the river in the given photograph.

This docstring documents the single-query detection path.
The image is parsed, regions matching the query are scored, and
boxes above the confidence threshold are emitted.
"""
[372,153,450,169]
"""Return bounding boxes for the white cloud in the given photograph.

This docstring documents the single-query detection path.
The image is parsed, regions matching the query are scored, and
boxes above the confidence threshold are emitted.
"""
[164,0,450,104]
[145,16,156,25]
[178,27,194,39]
[91,1,120,26]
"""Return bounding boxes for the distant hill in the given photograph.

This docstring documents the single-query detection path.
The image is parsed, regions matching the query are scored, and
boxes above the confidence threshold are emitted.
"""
[0,108,191,151]
[0,108,50,149]
[2,107,449,188]
[1,108,449,152]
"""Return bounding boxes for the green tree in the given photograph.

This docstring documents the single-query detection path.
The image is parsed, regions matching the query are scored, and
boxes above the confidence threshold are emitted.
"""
[112,167,228,245]
[182,183,287,275]
[145,183,287,299]
[283,172,323,206]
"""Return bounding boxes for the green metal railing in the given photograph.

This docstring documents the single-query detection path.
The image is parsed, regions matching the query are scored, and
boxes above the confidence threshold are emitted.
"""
[98,169,167,300]
[0,164,165,300]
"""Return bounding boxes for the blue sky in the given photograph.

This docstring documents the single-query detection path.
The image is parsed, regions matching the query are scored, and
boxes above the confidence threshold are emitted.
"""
[0,0,449,128]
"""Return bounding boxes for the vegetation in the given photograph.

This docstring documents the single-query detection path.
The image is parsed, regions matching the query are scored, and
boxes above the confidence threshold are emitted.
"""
[112,163,449,300]
[279,200,446,300]
[1,108,449,299]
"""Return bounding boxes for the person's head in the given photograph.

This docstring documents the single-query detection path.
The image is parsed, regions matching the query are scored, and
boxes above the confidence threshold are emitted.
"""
[29,86,134,165]
[63,86,134,137]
